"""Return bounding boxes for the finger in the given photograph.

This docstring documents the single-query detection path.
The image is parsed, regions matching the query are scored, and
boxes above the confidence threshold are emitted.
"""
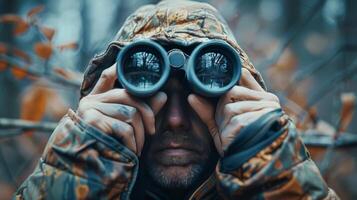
[239,68,264,92]
[92,89,155,134]
[91,103,137,121]
[106,115,137,154]
[218,100,280,131]
[148,92,167,115]
[188,94,223,156]
[91,103,145,155]
[90,63,117,95]
[221,108,275,151]
[216,86,279,123]
[82,109,137,154]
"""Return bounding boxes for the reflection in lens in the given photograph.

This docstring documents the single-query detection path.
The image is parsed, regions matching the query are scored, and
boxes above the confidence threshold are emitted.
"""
[195,52,233,89]
[123,51,162,89]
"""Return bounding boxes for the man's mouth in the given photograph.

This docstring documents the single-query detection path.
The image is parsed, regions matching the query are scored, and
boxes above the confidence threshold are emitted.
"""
[154,143,202,166]
[155,148,200,166]
[159,148,194,157]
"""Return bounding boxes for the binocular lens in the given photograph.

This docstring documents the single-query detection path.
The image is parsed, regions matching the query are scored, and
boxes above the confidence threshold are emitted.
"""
[123,51,162,89]
[117,40,170,97]
[195,52,233,89]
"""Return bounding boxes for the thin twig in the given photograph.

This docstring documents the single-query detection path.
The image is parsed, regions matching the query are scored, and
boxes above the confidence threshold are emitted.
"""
[0,118,57,132]
[0,54,81,88]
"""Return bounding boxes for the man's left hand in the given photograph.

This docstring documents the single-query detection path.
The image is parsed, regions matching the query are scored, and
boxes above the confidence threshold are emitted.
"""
[188,68,281,156]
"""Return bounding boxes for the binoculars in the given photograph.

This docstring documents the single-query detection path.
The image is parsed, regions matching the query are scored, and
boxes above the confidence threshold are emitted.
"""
[116,39,242,97]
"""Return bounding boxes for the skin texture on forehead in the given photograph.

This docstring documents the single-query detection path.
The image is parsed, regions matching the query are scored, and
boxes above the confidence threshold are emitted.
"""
[80,0,266,99]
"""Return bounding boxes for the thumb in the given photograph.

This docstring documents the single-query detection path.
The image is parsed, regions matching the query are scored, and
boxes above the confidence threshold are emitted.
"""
[149,92,167,115]
[188,94,223,156]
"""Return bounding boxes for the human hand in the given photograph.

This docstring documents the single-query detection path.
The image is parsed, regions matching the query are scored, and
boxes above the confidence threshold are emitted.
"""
[188,68,281,156]
[76,63,167,156]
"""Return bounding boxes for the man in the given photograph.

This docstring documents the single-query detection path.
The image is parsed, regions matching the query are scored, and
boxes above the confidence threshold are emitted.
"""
[15,0,338,199]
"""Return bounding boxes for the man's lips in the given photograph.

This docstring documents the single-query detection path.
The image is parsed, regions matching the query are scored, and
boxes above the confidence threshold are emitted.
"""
[159,148,195,157]
[153,143,202,166]
[154,141,201,155]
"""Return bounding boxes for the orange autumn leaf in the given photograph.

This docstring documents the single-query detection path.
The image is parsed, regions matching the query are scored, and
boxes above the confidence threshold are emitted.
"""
[0,60,7,71]
[0,14,23,23]
[53,67,74,80]
[40,26,55,41]
[11,66,27,79]
[0,14,30,36]
[57,42,78,51]
[34,42,53,60]
[53,66,83,84]
[27,5,45,18]
[14,21,30,35]
[20,83,52,122]
[12,47,31,64]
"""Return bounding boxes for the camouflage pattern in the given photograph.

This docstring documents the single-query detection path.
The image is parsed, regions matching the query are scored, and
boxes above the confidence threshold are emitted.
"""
[80,0,266,98]
[16,0,339,199]
[15,110,138,200]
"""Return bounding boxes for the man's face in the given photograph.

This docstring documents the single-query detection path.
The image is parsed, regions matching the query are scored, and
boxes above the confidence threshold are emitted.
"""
[142,76,218,189]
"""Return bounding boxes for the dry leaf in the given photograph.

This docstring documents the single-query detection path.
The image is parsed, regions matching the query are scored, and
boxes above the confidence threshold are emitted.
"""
[27,5,45,18]
[12,47,31,64]
[20,83,51,122]
[40,26,55,41]
[53,67,73,80]
[57,42,78,51]
[0,14,30,36]
[14,21,30,35]
[53,66,83,83]
[11,66,27,79]
[34,42,53,60]
[338,93,355,133]
[0,60,7,71]
[0,14,23,23]
[0,43,7,54]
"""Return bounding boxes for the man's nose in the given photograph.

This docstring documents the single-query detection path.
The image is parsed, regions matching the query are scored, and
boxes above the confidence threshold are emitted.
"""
[166,93,190,130]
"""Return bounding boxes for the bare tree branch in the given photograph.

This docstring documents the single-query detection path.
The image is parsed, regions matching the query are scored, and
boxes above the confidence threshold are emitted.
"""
[0,118,57,132]
[0,54,82,88]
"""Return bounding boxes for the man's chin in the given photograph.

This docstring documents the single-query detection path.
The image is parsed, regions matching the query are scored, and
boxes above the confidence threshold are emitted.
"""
[148,163,204,189]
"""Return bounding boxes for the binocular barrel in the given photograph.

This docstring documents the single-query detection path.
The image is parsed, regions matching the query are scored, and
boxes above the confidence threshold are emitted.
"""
[116,39,242,97]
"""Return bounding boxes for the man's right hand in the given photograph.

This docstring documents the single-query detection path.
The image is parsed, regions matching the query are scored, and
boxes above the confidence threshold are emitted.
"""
[76,63,167,156]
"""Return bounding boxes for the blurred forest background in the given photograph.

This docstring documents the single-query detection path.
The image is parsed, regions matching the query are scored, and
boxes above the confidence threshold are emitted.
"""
[0,0,357,199]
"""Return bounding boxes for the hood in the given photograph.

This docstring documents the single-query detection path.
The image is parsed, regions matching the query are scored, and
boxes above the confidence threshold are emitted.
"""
[80,0,266,98]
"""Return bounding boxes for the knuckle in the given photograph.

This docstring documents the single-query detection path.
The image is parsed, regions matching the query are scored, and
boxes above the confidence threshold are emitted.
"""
[223,104,235,116]
[230,115,241,125]
[269,93,280,103]
[100,69,113,80]
[241,68,251,76]
[121,124,134,136]
[82,109,100,126]
[78,98,96,115]
[122,105,139,123]
[80,95,92,104]
[272,101,281,108]
[122,105,137,116]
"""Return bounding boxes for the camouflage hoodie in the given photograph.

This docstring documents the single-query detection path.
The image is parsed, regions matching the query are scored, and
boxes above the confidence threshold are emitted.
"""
[15,0,339,199]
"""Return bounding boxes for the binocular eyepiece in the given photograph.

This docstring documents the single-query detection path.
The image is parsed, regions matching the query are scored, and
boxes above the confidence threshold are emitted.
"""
[116,39,242,97]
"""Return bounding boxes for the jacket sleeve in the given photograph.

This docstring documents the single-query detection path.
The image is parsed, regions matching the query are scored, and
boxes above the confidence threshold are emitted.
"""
[14,109,138,200]
[215,109,339,200]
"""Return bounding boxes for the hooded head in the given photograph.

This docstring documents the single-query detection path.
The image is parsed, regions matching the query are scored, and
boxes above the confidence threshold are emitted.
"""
[79,1,266,197]
[80,0,265,98]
